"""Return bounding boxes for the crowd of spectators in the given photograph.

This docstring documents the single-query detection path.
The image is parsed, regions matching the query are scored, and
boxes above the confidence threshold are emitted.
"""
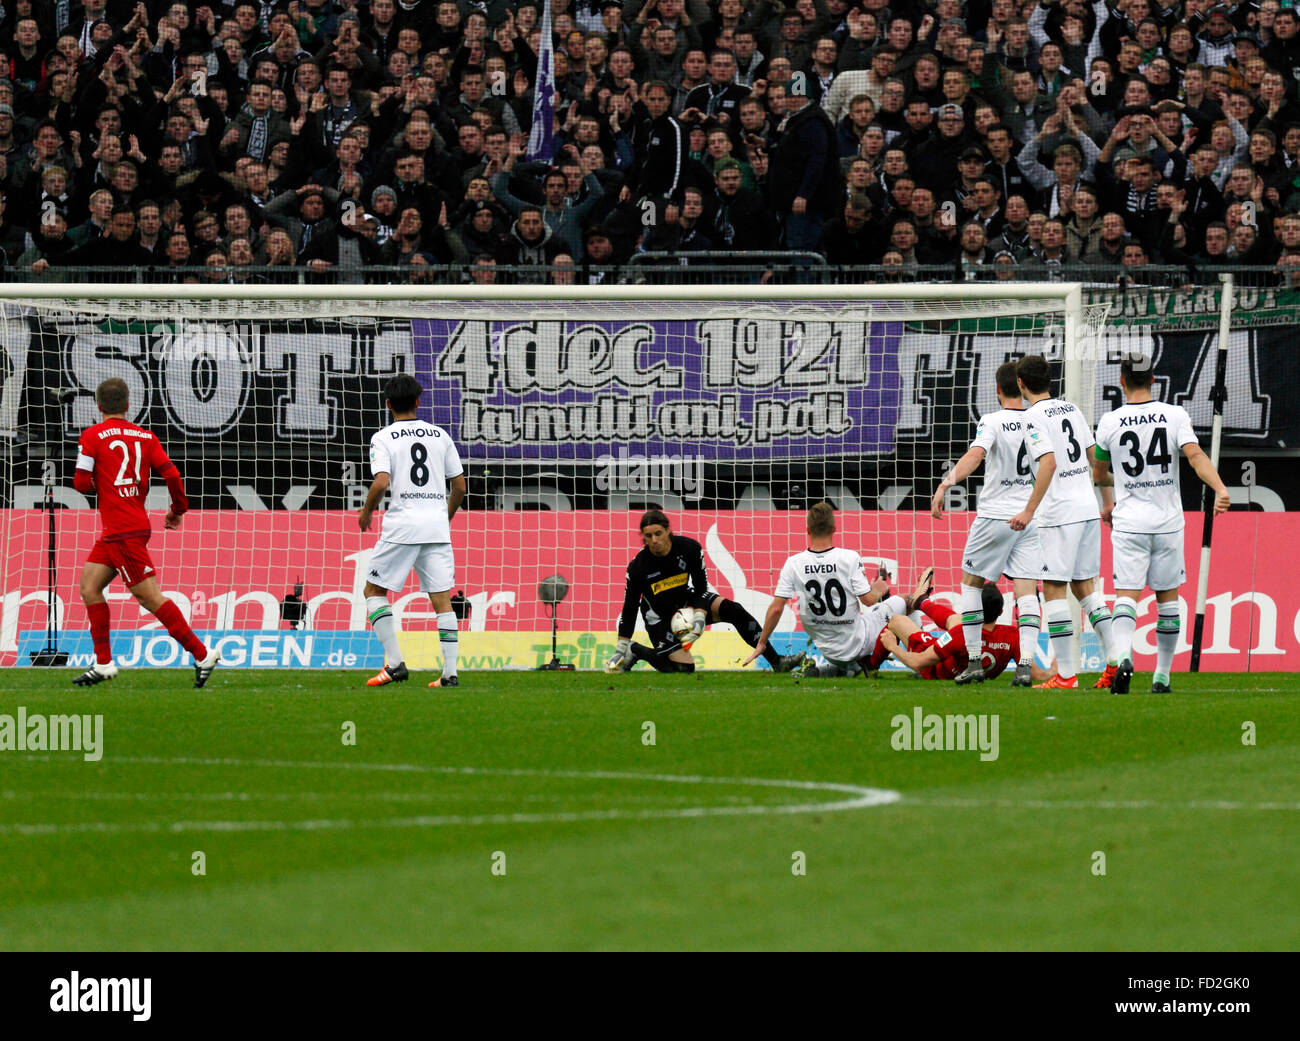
[1,0,1299,283]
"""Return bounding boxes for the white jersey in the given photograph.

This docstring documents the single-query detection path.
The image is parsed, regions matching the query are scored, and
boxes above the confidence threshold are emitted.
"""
[775,546,872,662]
[971,407,1045,520]
[1025,396,1098,527]
[368,418,463,544]
[1094,400,1197,533]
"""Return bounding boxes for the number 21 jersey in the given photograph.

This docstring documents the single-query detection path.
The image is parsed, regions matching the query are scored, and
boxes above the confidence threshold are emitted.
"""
[1094,400,1197,533]
[369,419,464,544]
[775,547,872,662]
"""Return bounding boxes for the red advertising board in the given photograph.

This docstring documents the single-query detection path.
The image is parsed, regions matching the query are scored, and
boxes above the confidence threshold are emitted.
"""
[2,509,1293,671]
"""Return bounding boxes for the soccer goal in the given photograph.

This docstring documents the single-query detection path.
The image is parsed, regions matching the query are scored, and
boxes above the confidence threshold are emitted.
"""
[0,282,1098,673]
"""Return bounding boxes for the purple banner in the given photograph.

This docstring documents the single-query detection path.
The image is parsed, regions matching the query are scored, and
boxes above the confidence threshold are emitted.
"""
[411,318,904,461]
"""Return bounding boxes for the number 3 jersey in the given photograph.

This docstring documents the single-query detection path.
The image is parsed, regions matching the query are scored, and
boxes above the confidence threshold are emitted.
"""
[369,419,464,544]
[1094,400,1197,533]
[1024,396,1098,527]
[775,547,872,663]
[75,419,187,541]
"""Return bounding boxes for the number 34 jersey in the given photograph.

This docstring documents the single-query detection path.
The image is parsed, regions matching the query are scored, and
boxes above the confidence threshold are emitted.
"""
[1094,400,1197,534]
[775,546,872,663]
[1025,396,1099,527]
[369,419,464,544]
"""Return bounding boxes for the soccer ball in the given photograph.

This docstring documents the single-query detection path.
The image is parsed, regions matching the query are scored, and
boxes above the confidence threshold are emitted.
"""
[670,608,697,647]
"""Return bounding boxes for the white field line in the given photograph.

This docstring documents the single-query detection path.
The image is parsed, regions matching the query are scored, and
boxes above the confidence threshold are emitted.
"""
[0,756,900,836]
[900,796,1300,811]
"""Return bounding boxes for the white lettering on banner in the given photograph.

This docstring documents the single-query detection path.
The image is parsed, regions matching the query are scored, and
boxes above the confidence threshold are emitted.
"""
[440,319,877,452]
[57,323,414,439]
[0,319,31,438]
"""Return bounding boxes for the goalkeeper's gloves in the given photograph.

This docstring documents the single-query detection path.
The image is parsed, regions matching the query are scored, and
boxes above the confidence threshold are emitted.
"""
[604,638,633,674]
[687,610,707,645]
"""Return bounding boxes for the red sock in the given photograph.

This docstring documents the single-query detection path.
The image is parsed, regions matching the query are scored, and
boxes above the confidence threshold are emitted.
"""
[87,602,112,665]
[152,600,207,660]
[918,598,952,631]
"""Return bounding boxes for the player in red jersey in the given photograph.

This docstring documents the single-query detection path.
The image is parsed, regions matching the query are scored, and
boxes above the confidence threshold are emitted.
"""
[879,583,1055,683]
[71,378,219,688]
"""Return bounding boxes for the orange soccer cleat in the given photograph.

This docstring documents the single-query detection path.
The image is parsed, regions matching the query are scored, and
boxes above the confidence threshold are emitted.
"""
[1034,673,1079,690]
[366,663,409,686]
[1093,664,1118,689]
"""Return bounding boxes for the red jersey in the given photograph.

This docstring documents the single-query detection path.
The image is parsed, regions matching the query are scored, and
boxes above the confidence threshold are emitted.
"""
[912,623,1020,680]
[75,419,187,540]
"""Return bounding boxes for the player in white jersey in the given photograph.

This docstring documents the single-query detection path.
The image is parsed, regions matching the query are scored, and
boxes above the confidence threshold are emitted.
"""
[931,360,1049,687]
[1011,354,1118,690]
[358,374,467,689]
[744,503,934,675]
[1092,355,1230,694]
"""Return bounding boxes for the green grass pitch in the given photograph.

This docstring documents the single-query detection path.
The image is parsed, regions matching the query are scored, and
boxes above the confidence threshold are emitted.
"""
[1,668,1298,951]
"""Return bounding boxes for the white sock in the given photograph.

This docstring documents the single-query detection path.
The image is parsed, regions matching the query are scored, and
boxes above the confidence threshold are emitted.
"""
[1016,594,1041,665]
[1111,596,1139,665]
[960,584,984,663]
[1045,598,1075,678]
[1079,592,1116,665]
[366,595,402,666]
[1155,601,1180,681]
[437,610,459,677]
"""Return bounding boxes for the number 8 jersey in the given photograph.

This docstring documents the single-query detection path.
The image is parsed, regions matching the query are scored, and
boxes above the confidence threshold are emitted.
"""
[1094,400,1197,533]
[369,418,464,544]
[775,547,872,663]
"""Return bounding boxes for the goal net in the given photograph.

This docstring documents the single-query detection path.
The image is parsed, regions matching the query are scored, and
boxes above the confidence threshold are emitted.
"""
[0,284,1089,673]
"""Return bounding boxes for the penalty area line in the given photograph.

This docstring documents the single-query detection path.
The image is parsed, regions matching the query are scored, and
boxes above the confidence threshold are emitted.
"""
[0,757,901,836]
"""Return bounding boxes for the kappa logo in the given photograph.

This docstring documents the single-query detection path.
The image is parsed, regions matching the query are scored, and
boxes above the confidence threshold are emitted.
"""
[964,558,974,567]
[369,569,381,578]
[1041,565,1049,572]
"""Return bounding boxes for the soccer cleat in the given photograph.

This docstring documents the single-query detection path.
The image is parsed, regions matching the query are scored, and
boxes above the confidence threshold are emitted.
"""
[1151,680,1172,694]
[429,674,460,688]
[1112,659,1134,695]
[773,651,807,674]
[1093,664,1118,689]
[1034,673,1078,689]
[1010,662,1034,687]
[954,661,985,685]
[366,662,409,687]
[904,566,935,613]
[192,649,219,689]
[73,662,118,686]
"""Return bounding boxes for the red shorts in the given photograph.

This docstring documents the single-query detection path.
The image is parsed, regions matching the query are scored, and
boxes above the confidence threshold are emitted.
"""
[87,536,156,588]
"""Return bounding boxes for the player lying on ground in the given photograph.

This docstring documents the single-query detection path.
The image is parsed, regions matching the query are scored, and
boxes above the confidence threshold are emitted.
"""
[1092,354,1231,694]
[604,509,806,674]
[1013,354,1120,690]
[72,377,219,688]
[743,501,936,676]
[359,373,468,689]
[931,359,1050,687]
[878,583,1055,683]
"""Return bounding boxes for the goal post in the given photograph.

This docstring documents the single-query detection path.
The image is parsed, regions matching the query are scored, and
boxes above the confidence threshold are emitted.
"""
[0,282,1087,673]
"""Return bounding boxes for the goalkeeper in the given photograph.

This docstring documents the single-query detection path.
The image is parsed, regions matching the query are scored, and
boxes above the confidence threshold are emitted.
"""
[604,509,805,674]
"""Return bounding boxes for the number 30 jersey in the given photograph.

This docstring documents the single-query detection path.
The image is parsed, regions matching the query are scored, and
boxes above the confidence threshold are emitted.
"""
[369,419,463,544]
[775,546,872,663]
[1094,400,1197,533]
[1025,396,1099,527]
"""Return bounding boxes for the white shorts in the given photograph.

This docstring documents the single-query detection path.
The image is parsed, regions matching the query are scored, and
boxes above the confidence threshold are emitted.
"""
[367,540,455,593]
[1039,519,1101,582]
[961,516,1042,580]
[825,599,898,668]
[1111,528,1185,592]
